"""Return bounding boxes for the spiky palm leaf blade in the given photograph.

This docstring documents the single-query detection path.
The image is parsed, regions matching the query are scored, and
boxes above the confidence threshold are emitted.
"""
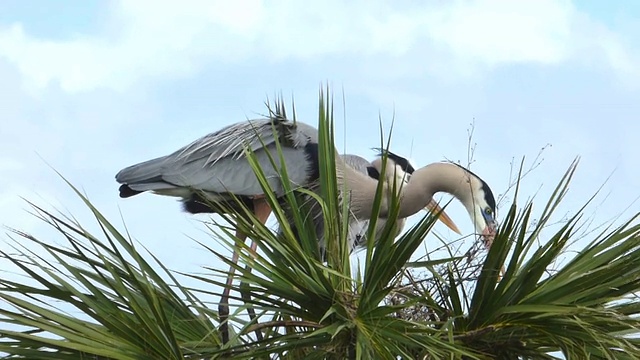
[181,88,479,359]
[189,92,640,359]
[384,160,640,359]
[1,87,640,359]
[0,193,223,359]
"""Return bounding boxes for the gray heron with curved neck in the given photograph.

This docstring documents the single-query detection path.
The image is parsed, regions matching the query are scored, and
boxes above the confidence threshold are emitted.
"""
[114,116,497,343]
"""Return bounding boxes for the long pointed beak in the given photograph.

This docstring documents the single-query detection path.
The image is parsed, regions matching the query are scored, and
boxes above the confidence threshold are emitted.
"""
[424,199,461,235]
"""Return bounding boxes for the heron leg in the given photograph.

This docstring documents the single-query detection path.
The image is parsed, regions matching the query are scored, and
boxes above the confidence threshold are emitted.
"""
[219,231,245,345]
[241,198,271,342]
[218,198,272,345]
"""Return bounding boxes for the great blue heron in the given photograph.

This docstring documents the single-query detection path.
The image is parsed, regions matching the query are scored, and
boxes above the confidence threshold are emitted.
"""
[115,116,497,343]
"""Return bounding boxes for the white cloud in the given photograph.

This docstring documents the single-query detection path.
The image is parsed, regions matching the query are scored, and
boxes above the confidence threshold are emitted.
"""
[423,0,575,66]
[0,0,637,93]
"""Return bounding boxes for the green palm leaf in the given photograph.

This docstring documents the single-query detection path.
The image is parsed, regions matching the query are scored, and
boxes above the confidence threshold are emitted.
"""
[1,196,222,359]
[1,86,639,359]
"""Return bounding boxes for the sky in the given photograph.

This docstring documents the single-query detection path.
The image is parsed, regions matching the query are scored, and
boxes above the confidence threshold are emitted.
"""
[0,0,639,314]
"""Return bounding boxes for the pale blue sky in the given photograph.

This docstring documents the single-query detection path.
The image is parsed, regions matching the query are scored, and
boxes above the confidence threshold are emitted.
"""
[0,1,639,296]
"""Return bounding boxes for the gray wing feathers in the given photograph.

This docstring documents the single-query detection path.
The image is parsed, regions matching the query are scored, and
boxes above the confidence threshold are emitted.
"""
[115,156,171,184]
[173,118,316,166]
[174,119,281,165]
[116,118,317,195]
[340,154,372,174]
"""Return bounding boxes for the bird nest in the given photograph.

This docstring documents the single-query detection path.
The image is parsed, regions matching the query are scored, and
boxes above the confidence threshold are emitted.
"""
[384,237,489,323]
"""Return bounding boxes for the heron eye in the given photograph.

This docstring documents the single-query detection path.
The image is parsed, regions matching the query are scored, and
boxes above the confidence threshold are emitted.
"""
[484,207,493,216]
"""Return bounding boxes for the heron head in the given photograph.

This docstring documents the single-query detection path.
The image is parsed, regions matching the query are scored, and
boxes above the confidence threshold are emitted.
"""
[460,167,498,247]
[369,149,420,197]
[370,149,416,185]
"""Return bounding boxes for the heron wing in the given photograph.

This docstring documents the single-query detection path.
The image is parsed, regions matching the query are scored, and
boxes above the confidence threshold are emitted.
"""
[116,118,318,196]
[340,154,371,174]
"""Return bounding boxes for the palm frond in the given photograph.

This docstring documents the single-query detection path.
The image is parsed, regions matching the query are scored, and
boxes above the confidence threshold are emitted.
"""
[1,86,640,359]
[0,193,222,359]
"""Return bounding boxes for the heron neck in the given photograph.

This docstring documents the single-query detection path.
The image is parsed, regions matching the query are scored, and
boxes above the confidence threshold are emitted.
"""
[338,160,474,220]
[399,162,474,217]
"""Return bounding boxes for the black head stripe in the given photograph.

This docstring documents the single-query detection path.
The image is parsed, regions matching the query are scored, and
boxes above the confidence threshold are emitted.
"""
[480,179,496,212]
[374,148,415,174]
[366,166,380,180]
[451,162,496,212]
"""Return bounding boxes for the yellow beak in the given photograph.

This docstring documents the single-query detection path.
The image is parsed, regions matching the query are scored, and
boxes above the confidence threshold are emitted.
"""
[424,199,461,235]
